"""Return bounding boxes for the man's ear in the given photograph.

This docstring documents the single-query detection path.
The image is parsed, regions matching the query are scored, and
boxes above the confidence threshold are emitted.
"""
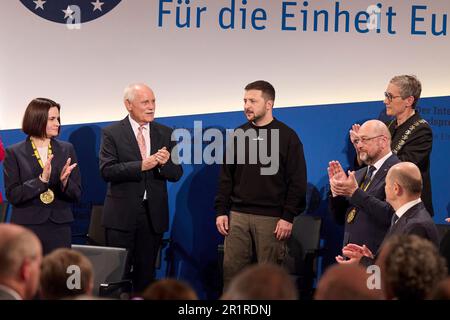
[124,99,132,112]
[20,258,32,281]
[394,182,402,196]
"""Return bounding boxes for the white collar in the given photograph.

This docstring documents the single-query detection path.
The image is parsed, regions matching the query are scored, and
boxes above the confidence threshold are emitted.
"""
[0,284,23,300]
[128,115,149,133]
[394,198,422,222]
[372,151,393,172]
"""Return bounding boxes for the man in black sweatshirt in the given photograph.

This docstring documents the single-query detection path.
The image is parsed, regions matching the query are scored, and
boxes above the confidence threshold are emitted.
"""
[214,80,307,289]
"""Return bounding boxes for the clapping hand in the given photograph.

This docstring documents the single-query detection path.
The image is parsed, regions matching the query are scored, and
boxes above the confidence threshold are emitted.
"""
[328,161,358,196]
[328,161,346,181]
[60,158,77,188]
[336,243,373,264]
[142,147,170,171]
[330,170,358,197]
[155,147,170,166]
[40,154,54,183]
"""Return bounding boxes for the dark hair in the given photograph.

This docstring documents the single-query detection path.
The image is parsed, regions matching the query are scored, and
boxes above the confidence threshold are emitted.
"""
[245,80,275,102]
[22,98,61,138]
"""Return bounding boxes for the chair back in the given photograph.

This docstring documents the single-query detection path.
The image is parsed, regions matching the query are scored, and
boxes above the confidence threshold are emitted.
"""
[72,244,129,297]
[283,215,322,299]
[285,215,322,266]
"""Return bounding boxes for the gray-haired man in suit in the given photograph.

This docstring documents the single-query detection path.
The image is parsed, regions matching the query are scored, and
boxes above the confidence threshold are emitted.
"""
[100,83,183,292]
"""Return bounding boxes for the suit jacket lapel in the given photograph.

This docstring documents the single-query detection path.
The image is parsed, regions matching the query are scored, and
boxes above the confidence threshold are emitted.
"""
[364,155,395,192]
[355,168,366,186]
[121,117,142,159]
[50,138,62,158]
[150,122,162,155]
[387,203,420,237]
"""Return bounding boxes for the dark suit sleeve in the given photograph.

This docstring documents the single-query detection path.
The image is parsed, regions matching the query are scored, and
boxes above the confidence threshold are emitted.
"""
[156,129,183,182]
[350,189,394,227]
[60,143,81,202]
[396,125,432,168]
[282,134,307,222]
[328,193,349,225]
[405,223,429,238]
[99,128,143,183]
[360,256,376,268]
[4,147,48,205]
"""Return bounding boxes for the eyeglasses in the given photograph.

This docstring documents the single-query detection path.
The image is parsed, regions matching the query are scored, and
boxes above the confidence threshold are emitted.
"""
[384,92,402,102]
[353,135,385,145]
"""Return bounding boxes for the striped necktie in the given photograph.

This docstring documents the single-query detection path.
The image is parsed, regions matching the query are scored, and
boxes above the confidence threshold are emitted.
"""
[137,125,147,159]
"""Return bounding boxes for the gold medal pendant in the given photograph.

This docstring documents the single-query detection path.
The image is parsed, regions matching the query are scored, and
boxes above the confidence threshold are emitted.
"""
[347,208,357,224]
[40,189,55,204]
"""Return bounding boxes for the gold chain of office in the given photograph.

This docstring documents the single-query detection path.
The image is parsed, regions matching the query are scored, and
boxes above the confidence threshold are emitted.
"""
[387,119,427,154]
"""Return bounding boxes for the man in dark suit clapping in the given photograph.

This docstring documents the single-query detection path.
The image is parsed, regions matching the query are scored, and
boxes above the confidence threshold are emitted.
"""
[337,161,439,265]
[99,83,183,293]
[328,120,400,255]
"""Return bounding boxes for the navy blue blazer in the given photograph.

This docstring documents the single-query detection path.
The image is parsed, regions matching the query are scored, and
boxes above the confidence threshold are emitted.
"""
[384,202,439,247]
[3,137,81,224]
[329,154,400,253]
[360,201,439,267]
[99,117,183,233]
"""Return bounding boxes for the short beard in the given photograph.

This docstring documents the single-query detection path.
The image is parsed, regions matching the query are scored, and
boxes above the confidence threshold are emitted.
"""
[359,152,374,165]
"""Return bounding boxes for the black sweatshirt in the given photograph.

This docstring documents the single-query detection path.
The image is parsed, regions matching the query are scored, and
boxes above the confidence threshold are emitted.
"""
[214,118,307,222]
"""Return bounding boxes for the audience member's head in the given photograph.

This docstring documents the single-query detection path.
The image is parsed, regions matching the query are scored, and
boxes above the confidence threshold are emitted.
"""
[385,162,422,210]
[0,223,42,300]
[314,264,383,300]
[377,234,447,300]
[141,278,198,300]
[40,248,94,300]
[431,278,450,300]
[221,263,298,300]
[355,120,391,165]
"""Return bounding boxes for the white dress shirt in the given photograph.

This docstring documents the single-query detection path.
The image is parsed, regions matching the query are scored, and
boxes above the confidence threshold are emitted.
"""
[393,198,422,223]
[370,151,393,178]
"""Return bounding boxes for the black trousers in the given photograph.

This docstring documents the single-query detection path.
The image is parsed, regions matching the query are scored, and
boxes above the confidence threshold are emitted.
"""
[105,202,162,293]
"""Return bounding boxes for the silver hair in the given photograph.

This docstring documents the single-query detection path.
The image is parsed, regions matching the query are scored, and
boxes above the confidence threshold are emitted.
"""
[123,83,149,102]
[0,231,40,278]
[390,75,422,108]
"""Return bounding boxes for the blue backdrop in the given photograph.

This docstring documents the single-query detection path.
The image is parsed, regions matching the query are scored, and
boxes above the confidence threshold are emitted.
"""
[1,97,449,299]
